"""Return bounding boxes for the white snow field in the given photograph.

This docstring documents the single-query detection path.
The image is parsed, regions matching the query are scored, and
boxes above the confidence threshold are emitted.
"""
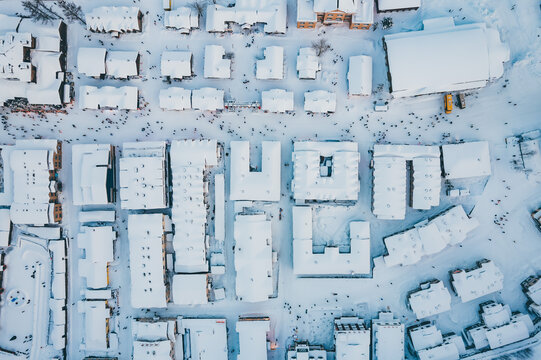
[0,0,540,359]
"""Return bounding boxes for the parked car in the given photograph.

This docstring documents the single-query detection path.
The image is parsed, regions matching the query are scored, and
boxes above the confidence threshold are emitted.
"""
[457,93,466,109]
[444,93,453,114]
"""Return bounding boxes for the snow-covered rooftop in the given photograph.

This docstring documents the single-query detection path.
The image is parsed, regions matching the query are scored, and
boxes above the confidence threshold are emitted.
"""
[0,209,10,247]
[78,300,111,352]
[119,141,167,210]
[372,312,404,360]
[442,141,492,180]
[334,317,370,360]
[468,302,534,350]
[77,226,115,290]
[256,46,284,80]
[128,213,168,309]
[159,87,192,110]
[132,319,174,360]
[451,260,504,303]
[377,0,420,12]
[385,17,510,97]
[106,51,139,79]
[261,89,295,113]
[77,47,106,77]
[234,213,274,302]
[86,6,141,34]
[206,0,287,34]
[408,280,452,319]
[170,139,218,274]
[383,205,479,267]
[237,318,270,360]
[297,47,320,80]
[164,7,199,33]
[230,141,281,201]
[172,274,209,305]
[178,318,228,360]
[72,144,113,206]
[161,51,192,79]
[304,90,337,113]
[292,141,360,201]
[79,85,138,110]
[293,206,371,276]
[204,45,231,79]
[409,323,465,360]
[372,144,441,220]
[192,87,224,111]
[348,55,372,96]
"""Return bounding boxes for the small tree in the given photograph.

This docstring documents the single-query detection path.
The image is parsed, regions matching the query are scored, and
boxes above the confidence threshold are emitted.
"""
[382,17,393,30]
[311,38,331,57]
[57,0,86,25]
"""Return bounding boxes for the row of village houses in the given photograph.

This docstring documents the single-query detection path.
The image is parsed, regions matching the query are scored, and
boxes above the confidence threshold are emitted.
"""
[1,4,509,109]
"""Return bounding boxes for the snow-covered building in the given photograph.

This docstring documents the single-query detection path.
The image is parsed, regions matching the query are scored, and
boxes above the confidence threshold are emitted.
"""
[128,214,169,309]
[467,302,534,350]
[9,139,62,226]
[376,0,420,12]
[105,51,139,79]
[304,90,336,113]
[292,141,360,201]
[261,89,294,113]
[522,275,541,307]
[132,319,175,360]
[442,141,492,180]
[372,144,441,220]
[177,318,228,360]
[77,48,139,79]
[296,0,374,29]
[451,259,504,303]
[293,206,371,276]
[230,141,281,202]
[234,213,274,302]
[192,87,224,111]
[78,226,115,290]
[119,141,168,210]
[72,144,115,206]
[164,7,199,33]
[297,47,320,79]
[348,55,372,96]
[79,85,138,110]
[161,51,192,80]
[159,87,192,111]
[372,312,404,360]
[287,342,327,360]
[0,15,67,106]
[206,0,287,34]
[204,45,231,79]
[382,205,479,267]
[77,48,106,77]
[409,322,466,360]
[169,140,219,275]
[334,317,370,360]
[0,210,11,247]
[384,17,510,98]
[171,274,208,305]
[256,46,284,80]
[78,300,112,352]
[408,280,452,319]
[237,317,270,360]
[86,7,142,36]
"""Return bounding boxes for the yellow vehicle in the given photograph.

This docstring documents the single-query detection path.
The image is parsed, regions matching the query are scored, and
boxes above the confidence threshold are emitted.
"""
[444,93,453,114]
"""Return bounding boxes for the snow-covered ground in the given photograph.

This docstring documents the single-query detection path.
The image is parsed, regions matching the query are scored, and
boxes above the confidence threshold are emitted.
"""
[0,0,540,359]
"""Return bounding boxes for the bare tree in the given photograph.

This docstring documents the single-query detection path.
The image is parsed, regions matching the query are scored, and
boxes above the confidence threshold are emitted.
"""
[311,38,331,57]
[188,0,207,18]
[22,0,63,23]
[57,0,86,25]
